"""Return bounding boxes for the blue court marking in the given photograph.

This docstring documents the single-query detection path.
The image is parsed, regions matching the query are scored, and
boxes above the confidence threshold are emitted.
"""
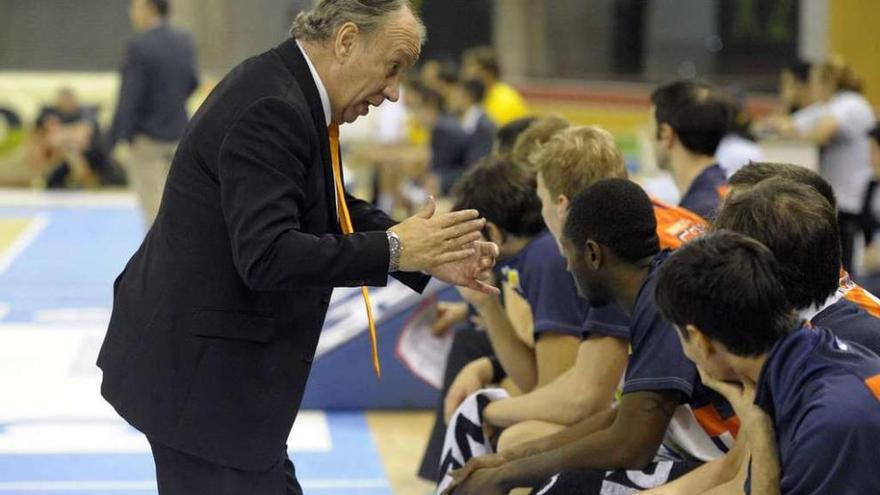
[0,206,142,323]
[0,202,393,494]
[0,413,390,495]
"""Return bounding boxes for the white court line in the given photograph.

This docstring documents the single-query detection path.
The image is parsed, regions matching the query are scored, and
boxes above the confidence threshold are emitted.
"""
[0,189,137,208]
[0,214,49,277]
[0,479,389,491]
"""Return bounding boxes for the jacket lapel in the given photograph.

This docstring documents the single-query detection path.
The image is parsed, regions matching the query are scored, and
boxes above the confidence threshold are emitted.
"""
[274,38,340,233]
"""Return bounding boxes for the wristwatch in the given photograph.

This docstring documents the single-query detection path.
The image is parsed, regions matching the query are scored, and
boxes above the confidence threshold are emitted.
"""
[386,230,402,272]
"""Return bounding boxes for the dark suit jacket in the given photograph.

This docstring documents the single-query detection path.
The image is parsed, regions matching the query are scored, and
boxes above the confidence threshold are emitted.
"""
[97,38,429,471]
[110,23,199,144]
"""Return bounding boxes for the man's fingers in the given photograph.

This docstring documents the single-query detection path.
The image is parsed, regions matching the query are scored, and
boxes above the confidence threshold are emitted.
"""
[447,231,483,248]
[417,195,437,219]
[469,278,500,295]
[479,255,496,270]
[436,248,476,266]
[436,209,480,228]
[476,240,500,258]
[441,218,486,241]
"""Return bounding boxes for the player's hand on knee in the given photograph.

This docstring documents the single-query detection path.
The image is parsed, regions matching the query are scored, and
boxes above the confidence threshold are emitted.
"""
[444,357,495,423]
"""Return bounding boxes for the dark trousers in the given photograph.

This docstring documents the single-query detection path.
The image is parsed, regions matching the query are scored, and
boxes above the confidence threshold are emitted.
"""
[840,210,862,275]
[417,325,494,482]
[148,437,303,495]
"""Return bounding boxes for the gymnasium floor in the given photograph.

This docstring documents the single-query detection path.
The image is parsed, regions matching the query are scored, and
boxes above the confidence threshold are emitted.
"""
[0,190,435,495]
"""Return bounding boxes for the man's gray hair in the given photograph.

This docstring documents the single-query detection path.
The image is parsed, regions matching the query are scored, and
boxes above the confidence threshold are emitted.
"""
[291,0,426,43]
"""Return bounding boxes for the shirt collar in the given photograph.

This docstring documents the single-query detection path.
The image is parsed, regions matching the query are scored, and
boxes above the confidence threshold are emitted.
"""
[461,106,482,134]
[296,40,332,127]
[798,289,844,322]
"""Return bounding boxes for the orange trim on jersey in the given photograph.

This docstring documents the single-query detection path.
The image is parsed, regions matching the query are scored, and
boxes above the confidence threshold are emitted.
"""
[724,414,741,438]
[692,404,735,437]
[866,374,880,401]
[650,196,708,249]
[840,270,880,318]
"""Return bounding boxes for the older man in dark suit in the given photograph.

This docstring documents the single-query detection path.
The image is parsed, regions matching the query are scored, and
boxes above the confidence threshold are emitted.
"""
[97,1,498,494]
[111,0,198,227]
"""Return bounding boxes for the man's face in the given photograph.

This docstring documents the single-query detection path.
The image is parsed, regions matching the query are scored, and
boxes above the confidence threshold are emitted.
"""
[675,326,739,382]
[129,0,154,32]
[561,236,610,306]
[649,105,671,171]
[56,90,79,116]
[536,172,564,244]
[331,8,422,124]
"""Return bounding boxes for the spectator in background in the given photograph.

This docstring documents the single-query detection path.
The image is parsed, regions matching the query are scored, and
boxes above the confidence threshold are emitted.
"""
[765,58,875,274]
[650,81,732,220]
[448,78,495,166]
[859,124,880,292]
[715,94,764,177]
[462,46,528,126]
[111,0,198,228]
[29,88,109,189]
[421,58,461,103]
[411,86,469,196]
[780,59,814,114]
[495,117,537,158]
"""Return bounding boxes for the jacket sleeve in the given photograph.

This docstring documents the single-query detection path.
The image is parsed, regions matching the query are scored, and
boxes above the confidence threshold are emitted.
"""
[346,192,431,293]
[218,96,392,291]
[111,40,148,145]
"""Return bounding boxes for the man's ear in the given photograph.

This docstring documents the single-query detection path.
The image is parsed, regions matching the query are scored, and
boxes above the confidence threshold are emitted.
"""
[585,239,602,270]
[556,194,570,223]
[658,123,676,149]
[687,324,715,358]
[334,22,360,61]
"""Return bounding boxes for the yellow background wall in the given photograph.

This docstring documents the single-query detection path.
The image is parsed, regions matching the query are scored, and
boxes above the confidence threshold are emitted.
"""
[829,0,880,107]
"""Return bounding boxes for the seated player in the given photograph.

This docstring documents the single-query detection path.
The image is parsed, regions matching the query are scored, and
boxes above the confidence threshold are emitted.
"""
[642,173,880,495]
[451,157,585,393]
[444,125,707,451]
[727,162,880,319]
[447,179,732,495]
[718,178,880,353]
[656,230,880,494]
[651,80,732,219]
[444,125,706,446]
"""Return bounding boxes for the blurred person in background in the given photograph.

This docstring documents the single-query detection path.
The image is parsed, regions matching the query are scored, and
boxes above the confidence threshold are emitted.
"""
[859,124,880,293]
[495,116,537,158]
[29,88,109,189]
[780,59,815,114]
[412,86,470,197]
[715,93,764,177]
[447,78,495,166]
[461,46,528,126]
[110,0,199,228]
[650,81,732,220]
[760,58,875,273]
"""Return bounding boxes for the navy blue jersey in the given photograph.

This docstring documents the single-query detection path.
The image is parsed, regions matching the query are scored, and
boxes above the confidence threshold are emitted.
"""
[752,326,880,494]
[812,297,880,356]
[623,252,737,461]
[500,230,587,338]
[679,163,728,221]
[581,302,631,340]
